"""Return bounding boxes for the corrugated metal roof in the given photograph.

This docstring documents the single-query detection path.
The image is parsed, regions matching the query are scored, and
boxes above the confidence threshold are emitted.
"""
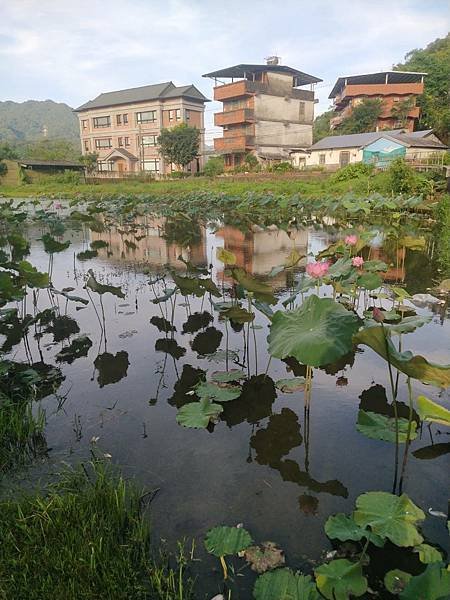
[310,129,447,151]
[329,71,427,98]
[202,64,322,85]
[75,82,209,112]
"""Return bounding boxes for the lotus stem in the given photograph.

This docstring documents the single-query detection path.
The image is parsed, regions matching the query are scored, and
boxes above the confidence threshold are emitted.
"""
[220,555,228,580]
[381,322,399,493]
[399,377,414,494]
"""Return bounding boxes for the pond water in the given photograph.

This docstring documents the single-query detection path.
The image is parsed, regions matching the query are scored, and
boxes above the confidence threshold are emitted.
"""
[2,208,449,598]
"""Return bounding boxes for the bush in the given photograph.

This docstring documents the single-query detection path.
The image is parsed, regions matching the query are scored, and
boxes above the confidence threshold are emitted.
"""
[167,171,189,179]
[0,160,7,177]
[331,162,374,182]
[269,161,294,173]
[385,157,417,194]
[53,170,82,185]
[203,156,224,177]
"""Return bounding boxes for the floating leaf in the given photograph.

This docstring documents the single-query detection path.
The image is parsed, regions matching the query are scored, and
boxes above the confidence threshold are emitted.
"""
[216,247,236,265]
[356,410,417,443]
[155,338,186,359]
[384,569,412,594]
[244,541,285,574]
[152,287,176,304]
[85,270,125,298]
[205,525,252,557]
[172,273,204,297]
[414,544,443,564]
[400,562,450,600]
[41,233,70,253]
[220,305,255,323]
[386,315,432,335]
[253,569,319,600]
[195,381,241,402]
[356,272,382,290]
[150,315,176,333]
[230,267,276,304]
[176,398,223,429]
[275,377,306,393]
[211,369,246,383]
[353,491,425,547]
[269,295,361,367]
[315,559,367,600]
[56,335,92,364]
[354,325,450,388]
[182,311,213,333]
[198,277,221,297]
[417,395,450,426]
[324,513,384,547]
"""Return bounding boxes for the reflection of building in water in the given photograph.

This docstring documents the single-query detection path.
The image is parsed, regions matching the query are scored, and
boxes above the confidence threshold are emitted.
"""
[216,226,308,280]
[370,246,406,282]
[91,217,207,270]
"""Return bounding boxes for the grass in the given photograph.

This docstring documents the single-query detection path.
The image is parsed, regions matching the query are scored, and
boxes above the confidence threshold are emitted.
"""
[0,459,195,600]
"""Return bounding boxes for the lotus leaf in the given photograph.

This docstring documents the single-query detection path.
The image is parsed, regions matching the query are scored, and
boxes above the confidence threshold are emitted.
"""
[253,569,320,600]
[176,398,223,429]
[416,396,450,426]
[56,335,92,364]
[50,288,89,305]
[386,315,432,335]
[85,270,125,298]
[399,235,426,250]
[353,491,425,547]
[76,249,98,260]
[150,316,176,333]
[17,261,49,288]
[172,273,204,297]
[230,267,276,304]
[399,562,450,600]
[152,288,176,304]
[198,277,221,297]
[41,233,70,254]
[354,325,450,388]
[275,377,306,393]
[216,248,236,265]
[204,525,252,557]
[384,569,412,594]
[268,295,361,367]
[356,410,417,443]
[324,513,384,547]
[315,559,367,600]
[195,381,241,402]
[414,544,443,564]
[211,369,246,383]
[356,272,382,290]
[90,240,108,249]
[391,286,412,302]
[221,305,255,323]
[327,258,353,280]
[363,260,388,272]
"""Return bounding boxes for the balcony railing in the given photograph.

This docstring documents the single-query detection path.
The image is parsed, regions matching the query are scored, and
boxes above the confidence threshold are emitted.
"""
[334,82,424,106]
[214,135,255,153]
[214,108,255,127]
[214,80,315,102]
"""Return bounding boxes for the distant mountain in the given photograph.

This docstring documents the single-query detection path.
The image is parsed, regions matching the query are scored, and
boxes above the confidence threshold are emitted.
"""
[0,100,79,142]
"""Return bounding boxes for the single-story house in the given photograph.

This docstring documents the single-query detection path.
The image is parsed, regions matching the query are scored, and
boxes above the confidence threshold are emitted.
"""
[292,129,447,170]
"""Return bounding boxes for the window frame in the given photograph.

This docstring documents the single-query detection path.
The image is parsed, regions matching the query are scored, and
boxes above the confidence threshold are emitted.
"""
[93,116,111,129]
[141,134,158,147]
[319,153,326,165]
[116,114,122,125]
[136,110,157,124]
[141,159,160,173]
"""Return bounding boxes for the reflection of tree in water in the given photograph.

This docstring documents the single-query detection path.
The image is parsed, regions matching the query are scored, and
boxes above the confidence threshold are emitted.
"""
[182,311,213,334]
[321,350,355,376]
[93,351,129,387]
[298,494,319,516]
[155,338,186,360]
[220,374,276,427]
[359,384,419,422]
[191,327,222,356]
[45,315,80,343]
[162,216,202,248]
[167,364,205,409]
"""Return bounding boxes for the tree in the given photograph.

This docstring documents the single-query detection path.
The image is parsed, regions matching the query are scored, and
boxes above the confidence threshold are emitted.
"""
[79,152,99,174]
[158,124,200,171]
[0,142,18,160]
[390,98,416,127]
[313,109,334,142]
[337,99,383,134]
[394,34,450,142]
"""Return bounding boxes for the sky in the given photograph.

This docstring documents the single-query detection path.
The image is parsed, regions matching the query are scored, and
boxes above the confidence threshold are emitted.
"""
[1,0,449,144]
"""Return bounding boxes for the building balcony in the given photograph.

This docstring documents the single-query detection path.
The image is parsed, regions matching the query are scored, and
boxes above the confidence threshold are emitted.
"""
[214,80,315,102]
[333,82,424,107]
[214,135,255,153]
[214,108,255,127]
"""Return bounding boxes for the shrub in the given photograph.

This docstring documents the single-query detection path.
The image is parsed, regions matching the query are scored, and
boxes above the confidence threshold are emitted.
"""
[203,156,224,177]
[167,170,189,179]
[385,157,416,194]
[331,162,374,182]
[54,170,82,185]
[269,161,294,173]
[0,161,7,177]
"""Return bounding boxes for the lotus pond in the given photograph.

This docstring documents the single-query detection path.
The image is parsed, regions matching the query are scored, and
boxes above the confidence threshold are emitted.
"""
[1,195,449,599]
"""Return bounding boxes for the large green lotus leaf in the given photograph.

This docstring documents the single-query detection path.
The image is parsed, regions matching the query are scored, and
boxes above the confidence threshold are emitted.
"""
[315,559,367,600]
[211,369,246,383]
[327,257,353,280]
[204,525,252,557]
[176,398,223,429]
[221,305,255,323]
[195,381,241,402]
[356,272,383,290]
[400,562,450,600]
[275,377,306,393]
[172,273,204,297]
[399,235,426,250]
[354,325,450,388]
[353,492,425,547]
[324,513,385,547]
[356,410,417,443]
[17,261,49,288]
[363,260,388,272]
[417,395,450,427]
[386,315,432,335]
[253,568,320,600]
[216,247,236,265]
[268,295,361,367]
[85,270,125,298]
[230,267,276,304]
[41,233,70,253]
[414,544,443,564]
[384,569,412,594]
[391,286,412,302]
[198,277,221,297]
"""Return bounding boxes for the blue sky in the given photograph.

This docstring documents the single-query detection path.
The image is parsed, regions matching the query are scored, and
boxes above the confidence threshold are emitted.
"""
[1,0,448,143]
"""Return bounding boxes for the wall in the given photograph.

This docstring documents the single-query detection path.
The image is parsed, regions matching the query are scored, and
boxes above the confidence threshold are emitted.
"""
[254,94,313,149]
[304,147,363,168]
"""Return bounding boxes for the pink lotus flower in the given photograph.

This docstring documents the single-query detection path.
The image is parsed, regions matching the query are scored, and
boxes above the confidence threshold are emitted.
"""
[352,256,364,268]
[372,307,385,323]
[345,235,358,246]
[306,260,330,279]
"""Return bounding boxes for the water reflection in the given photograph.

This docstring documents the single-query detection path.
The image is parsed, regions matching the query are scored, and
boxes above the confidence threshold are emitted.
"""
[93,351,129,387]
[221,375,276,427]
[191,327,222,356]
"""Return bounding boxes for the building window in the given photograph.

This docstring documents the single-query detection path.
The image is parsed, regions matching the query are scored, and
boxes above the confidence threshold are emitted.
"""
[116,114,122,125]
[95,138,112,149]
[319,154,326,165]
[185,109,191,121]
[141,135,157,147]
[299,102,305,119]
[168,109,181,122]
[93,116,111,128]
[141,159,160,173]
[123,114,129,124]
[124,137,130,147]
[84,140,90,151]
[393,97,400,103]
[81,120,88,129]
[98,161,113,172]
[118,137,123,147]
[136,110,157,124]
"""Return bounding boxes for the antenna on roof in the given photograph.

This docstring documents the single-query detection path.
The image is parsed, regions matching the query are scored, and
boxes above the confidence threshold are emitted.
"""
[265,55,280,65]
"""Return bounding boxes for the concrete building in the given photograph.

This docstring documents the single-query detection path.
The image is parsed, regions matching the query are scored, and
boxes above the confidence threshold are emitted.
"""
[203,58,322,168]
[295,129,447,171]
[329,71,426,132]
[75,82,209,176]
